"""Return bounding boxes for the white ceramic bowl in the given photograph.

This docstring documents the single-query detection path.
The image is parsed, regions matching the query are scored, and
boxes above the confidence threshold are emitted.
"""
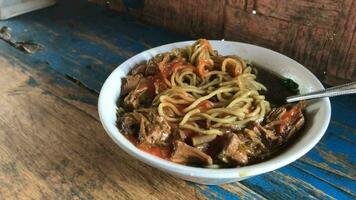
[98,40,331,185]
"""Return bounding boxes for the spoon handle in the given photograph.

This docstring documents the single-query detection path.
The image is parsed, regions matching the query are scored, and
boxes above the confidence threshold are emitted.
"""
[286,82,356,103]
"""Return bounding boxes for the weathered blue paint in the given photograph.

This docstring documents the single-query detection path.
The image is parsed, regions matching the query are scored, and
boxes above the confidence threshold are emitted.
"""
[0,0,355,199]
[0,41,98,108]
[329,95,356,127]
[195,185,240,200]
[26,76,39,87]
[293,160,355,195]
[0,0,187,92]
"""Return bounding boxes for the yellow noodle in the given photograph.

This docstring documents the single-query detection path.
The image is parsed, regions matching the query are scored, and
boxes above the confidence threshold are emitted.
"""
[159,102,184,116]
[196,113,237,123]
[183,87,239,113]
[179,108,200,126]
[160,96,192,104]
[151,40,271,135]
[158,103,182,122]
[180,124,223,135]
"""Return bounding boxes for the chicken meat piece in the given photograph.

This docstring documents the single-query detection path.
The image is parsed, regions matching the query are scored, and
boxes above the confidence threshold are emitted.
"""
[121,74,142,95]
[171,140,213,166]
[218,130,269,165]
[123,81,148,109]
[130,63,147,75]
[265,101,305,139]
[218,133,249,165]
[119,109,171,146]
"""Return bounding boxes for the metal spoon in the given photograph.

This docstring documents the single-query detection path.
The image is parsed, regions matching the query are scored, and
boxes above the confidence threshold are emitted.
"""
[286,82,356,103]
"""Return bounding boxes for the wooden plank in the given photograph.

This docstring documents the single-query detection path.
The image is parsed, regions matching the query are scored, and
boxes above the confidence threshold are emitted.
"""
[219,183,267,199]
[0,43,269,200]
[0,58,203,200]
[88,0,233,40]
[325,0,356,85]
[226,0,355,84]
[227,0,342,29]
[0,0,354,198]
[223,5,336,79]
[0,40,266,199]
[0,42,99,120]
[195,183,267,200]
[4,36,355,198]
[294,160,355,195]
[138,0,225,38]
[89,0,355,84]
[329,95,356,128]
[0,0,187,92]
[241,170,336,199]
[224,5,290,48]
[90,0,225,38]
[305,121,356,179]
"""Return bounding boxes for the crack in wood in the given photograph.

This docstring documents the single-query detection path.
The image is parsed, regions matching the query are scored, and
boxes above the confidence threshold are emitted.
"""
[64,74,99,95]
[0,26,43,54]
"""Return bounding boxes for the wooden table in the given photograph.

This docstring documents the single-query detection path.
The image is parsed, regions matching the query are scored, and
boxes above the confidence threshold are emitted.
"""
[0,0,355,199]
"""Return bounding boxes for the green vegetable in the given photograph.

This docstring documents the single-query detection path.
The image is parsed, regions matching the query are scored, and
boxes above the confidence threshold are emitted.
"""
[282,78,300,94]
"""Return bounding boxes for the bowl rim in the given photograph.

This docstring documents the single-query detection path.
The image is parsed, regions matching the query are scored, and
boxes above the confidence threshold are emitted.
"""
[98,40,331,179]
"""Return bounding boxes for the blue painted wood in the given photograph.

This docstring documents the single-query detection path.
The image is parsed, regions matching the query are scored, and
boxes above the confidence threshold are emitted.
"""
[329,95,356,128]
[0,0,186,92]
[195,185,241,200]
[0,0,355,199]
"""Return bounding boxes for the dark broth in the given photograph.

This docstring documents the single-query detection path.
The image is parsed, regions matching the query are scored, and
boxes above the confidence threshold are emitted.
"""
[250,65,304,165]
[254,65,300,105]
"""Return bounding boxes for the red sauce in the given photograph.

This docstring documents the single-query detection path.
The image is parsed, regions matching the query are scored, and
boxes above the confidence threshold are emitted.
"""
[159,57,195,79]
[125,135,171,160]
[159,58,180,78]
[146,76,161,94]
[137,142,171,159]
[197,100,214,112]
[278,106,300,134]
[126,134,138,145]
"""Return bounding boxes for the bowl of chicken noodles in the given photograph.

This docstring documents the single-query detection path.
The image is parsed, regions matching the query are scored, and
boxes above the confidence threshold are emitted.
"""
[98,39,331,185]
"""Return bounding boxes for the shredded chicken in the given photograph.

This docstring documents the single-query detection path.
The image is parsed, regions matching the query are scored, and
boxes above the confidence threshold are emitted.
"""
[252,124,282,145]
[171,141,213,166]
[137,109,171,145]
[120,109,171,146]
[130,63,147,75]
[122,74,142,95]
[123,81,148,109]
[219,133,249,165]
[219,102,305,165]
[265,101,305,139]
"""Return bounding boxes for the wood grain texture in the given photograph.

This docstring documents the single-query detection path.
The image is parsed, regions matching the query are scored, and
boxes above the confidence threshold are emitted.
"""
[0,47,268,200]
[324,0,356,85]
[90,0,356,85]
[223,5,334,78]
[223,0,355,84]
[138,0,226,39]
[0,59,204,200]
[91,0,225,39]
[227,0,342,29]
[0,0,355,199]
